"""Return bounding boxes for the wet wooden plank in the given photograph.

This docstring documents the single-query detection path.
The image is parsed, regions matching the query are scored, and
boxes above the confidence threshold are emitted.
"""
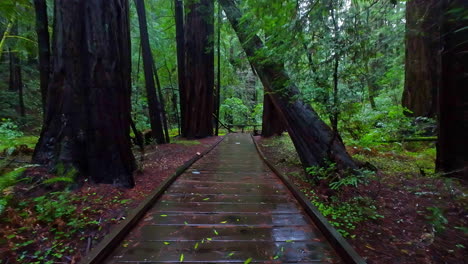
[124,225,323,242]
[151,202,301,214]
[158,193,295,204]
[140,213,310,226]
[100,134,342,264]
[107,241,336,263]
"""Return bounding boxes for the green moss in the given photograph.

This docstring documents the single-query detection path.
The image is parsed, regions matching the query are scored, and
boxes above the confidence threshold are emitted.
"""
[172,139,201,146]
[0,136,38,150]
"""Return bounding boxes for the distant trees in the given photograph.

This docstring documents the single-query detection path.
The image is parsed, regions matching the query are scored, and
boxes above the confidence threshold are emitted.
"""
[436,0,468,179]
[33,0,136,187]
[402,0,441,117]
[33,0,50,116]
[181,0,215,138]
[134,0,167,144]
[220,0,358,172]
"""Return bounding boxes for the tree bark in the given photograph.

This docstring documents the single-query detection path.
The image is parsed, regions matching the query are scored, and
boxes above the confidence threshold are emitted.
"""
[215,2,222,136]
[33,0,50,117]
[174,0,186,135]
[8,41,25,117]
[183,0,215,138]
[436,0,468,179]
[33,0,136,187]
[262,94,285,137]
[152,58,170,143]
[134,0,166,144]
[220,0,357,172]
[402,0,441,117]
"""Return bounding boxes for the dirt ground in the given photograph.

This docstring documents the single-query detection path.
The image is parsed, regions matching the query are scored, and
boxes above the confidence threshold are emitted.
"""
[255,136,467,264]
[0,136,222,264]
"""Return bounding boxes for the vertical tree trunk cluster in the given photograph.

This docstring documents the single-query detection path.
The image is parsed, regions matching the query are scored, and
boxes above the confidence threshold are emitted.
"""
[436,0,468,179]
[34,0,136,187]
[8,24,25,117]
[33,0,50,116]
[181,0,215,138]
[134,0,167,144]
[174,0,186,135]
[220,0,358,173]
[402,0,441,117]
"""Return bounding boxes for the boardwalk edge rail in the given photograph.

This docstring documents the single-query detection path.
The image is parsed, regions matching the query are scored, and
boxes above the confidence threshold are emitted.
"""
[81,136,225,264]
[251,134,366,264]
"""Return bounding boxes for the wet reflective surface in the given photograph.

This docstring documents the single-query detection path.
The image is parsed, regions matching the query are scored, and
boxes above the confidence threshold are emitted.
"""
[105,134,340,263]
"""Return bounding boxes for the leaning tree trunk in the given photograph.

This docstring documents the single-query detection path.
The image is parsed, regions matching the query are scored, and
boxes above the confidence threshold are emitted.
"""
[262,94,286,137]
[174,0,186,135]
[134,0,166,144]
[220,0,357,172]
[183,0,215,138]
[33,0,50,116]
[436,0,468,179]
[33,0,136,187]
[402,0,441,117]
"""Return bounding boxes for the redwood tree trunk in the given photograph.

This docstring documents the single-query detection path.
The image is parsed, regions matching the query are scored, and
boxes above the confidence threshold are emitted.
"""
[174,0,186,134]
[33,0,50,116]
[402,0,441,117]
[183,0,215,138]
[436,0,468,179]
[262,94,285,137]
[220,0,357,172]
[33,0,136,187]
[8,46,25,117]
[134,0,166,144]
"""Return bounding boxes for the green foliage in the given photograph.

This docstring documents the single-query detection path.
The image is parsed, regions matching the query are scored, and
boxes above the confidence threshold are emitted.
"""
[220,97,250,125]
[10,191,100,263]
[426,207,448,233]
[0,118,23,139]
[0,166,27,215]
[303,190,383,237]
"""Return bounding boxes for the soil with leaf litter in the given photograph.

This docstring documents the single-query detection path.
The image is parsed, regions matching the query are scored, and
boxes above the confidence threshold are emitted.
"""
[255,136,467,264]
[0,136,222,264]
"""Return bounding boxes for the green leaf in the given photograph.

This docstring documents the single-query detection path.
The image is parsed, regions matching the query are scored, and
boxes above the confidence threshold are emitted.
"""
[180,253,184,262]
[244,257,252,264]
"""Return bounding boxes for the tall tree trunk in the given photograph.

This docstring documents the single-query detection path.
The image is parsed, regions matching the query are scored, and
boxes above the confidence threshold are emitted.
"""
[174,0,186,135]
[33,0,50,117]
[220,0,357,172]
[436,0,468,179]
[33,0,136,187]
[215,2,222,136]
[152,58,170,143]
[9,46,25,117]
[402,0,441,117]
[134,0,166,144]
[164,60,181,135]
[183,0,215,138]
[262,94,286,137]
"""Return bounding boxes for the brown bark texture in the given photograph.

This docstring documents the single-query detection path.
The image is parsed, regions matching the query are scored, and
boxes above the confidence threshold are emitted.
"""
[33,0,136,187]
[220,0,358,172]
[402,0,441,117]
[182,0,215,138]
[436,0,468,179]
[33,0,50,116]
[262,93,286,137]
[174,0,186,135]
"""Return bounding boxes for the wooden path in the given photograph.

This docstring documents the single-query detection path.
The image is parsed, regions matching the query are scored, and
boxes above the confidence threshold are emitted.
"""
[101,134,356,263]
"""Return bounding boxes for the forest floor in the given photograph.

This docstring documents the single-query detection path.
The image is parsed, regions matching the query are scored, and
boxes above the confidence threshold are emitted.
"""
[255,135,467,264]
[0,136,222,264]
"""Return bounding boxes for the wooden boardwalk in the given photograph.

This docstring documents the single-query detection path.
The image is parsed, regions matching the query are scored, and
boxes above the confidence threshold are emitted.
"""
[104,134,342,263]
